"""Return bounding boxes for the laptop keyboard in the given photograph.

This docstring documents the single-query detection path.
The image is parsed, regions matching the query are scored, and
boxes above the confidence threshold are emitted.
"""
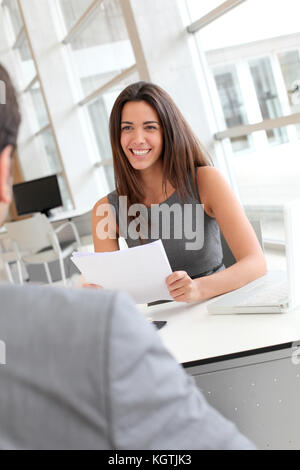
[236,281,288,307]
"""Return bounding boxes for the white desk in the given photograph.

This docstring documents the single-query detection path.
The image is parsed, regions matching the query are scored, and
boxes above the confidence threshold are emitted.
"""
[0,207,93,237]
[49,207,92,223]
[139,301,300,449]
[140,300,300,365]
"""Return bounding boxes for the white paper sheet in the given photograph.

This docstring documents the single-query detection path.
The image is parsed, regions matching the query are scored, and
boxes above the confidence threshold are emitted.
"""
[71,239,173,304]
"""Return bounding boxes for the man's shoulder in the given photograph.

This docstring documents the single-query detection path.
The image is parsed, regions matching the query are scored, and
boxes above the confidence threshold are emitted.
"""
[0,281,116,307]
[0,283,135,335]
[0,284,135,449]
[0,283,142,375]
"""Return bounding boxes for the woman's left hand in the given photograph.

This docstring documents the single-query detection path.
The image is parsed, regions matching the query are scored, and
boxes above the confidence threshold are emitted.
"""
[166,271,202,303]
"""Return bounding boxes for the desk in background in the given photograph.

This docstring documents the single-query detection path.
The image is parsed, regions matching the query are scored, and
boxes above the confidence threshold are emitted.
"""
[1,207,93,240]
[139,300,300,450]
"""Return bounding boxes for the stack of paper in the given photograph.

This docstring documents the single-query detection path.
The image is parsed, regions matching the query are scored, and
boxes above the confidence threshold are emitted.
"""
[71,239,173,304]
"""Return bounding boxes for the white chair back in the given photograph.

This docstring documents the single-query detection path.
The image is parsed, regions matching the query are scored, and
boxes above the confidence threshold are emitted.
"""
[5,214,53,254]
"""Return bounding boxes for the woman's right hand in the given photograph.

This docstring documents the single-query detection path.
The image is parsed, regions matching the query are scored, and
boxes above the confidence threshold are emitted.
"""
[77,275,103,290]
[82,283,103,289]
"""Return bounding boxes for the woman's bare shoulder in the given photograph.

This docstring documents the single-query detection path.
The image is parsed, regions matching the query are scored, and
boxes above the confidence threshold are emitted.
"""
[196,165,222,181]
[196,167,225,216]
[196,166,228,193]
[93,195,110,214]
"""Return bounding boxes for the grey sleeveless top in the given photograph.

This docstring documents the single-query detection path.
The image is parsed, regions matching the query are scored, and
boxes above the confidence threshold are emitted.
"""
[107,171,224,278]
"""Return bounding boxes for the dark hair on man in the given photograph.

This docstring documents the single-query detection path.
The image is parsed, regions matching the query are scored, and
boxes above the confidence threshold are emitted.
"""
[0,63,21,153]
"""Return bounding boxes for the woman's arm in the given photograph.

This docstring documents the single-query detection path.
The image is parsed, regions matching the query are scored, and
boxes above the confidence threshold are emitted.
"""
[81,197,119,289]
[92,196,119,252]
[166,167,266,302]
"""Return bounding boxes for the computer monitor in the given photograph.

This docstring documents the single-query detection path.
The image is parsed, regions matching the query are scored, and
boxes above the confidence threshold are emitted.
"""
[13,174,63,217]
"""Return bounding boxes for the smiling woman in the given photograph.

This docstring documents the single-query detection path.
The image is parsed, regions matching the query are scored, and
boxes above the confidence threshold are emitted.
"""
[108,81,210,207]
[91,81,266,303]
[120,100,163,175]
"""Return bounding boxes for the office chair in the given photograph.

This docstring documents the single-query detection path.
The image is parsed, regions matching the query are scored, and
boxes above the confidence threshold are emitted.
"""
[0,239,24,283]
[4,214,81,286]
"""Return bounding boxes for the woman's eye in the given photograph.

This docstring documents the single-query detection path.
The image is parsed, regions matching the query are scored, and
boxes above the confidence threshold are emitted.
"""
[121,126,132,131]
[145,125,157,131]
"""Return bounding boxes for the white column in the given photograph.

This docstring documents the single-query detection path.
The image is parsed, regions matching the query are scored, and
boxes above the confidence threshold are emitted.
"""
[18,0,105,209]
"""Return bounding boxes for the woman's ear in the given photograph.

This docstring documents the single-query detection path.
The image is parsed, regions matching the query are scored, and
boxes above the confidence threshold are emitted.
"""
[0,145,13,204]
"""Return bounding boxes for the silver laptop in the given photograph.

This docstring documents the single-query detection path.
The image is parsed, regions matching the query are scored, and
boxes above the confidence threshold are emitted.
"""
[207,199,300,314]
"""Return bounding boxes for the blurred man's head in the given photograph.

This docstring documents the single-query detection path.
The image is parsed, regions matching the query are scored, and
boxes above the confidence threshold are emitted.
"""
[0,64,21,225]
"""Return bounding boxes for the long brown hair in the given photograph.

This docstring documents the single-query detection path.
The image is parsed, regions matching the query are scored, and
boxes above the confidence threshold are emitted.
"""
[0,64,21,153]
[109,81,211,205]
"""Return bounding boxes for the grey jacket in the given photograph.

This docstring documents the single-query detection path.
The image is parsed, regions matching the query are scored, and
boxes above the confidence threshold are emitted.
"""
[0,284,254,449]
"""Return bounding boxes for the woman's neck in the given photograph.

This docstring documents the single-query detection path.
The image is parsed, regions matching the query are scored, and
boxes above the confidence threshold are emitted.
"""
[140,165,175,206]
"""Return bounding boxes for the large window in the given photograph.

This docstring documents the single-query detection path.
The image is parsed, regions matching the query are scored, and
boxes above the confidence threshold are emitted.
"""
[3,0,22,36]
[59,0,136,97]
[249,56,288,146]
[17,35,35,88]
[278,50,300,138]
[186,0,300,246]
[59,0,95,31]
[2,0,72,210]
[213,64,251,152]
[28,81,49,129]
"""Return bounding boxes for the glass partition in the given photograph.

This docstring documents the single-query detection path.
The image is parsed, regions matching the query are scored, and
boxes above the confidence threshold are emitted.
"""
[4,0,22,37]
[62,0,135,97]
[86,68,139,162]
[59,0,95,31]
[186,0,300,243]
[29,82,49,129]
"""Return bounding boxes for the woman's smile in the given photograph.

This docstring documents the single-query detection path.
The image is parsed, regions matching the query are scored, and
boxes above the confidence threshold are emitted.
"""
[130,148,151,158]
